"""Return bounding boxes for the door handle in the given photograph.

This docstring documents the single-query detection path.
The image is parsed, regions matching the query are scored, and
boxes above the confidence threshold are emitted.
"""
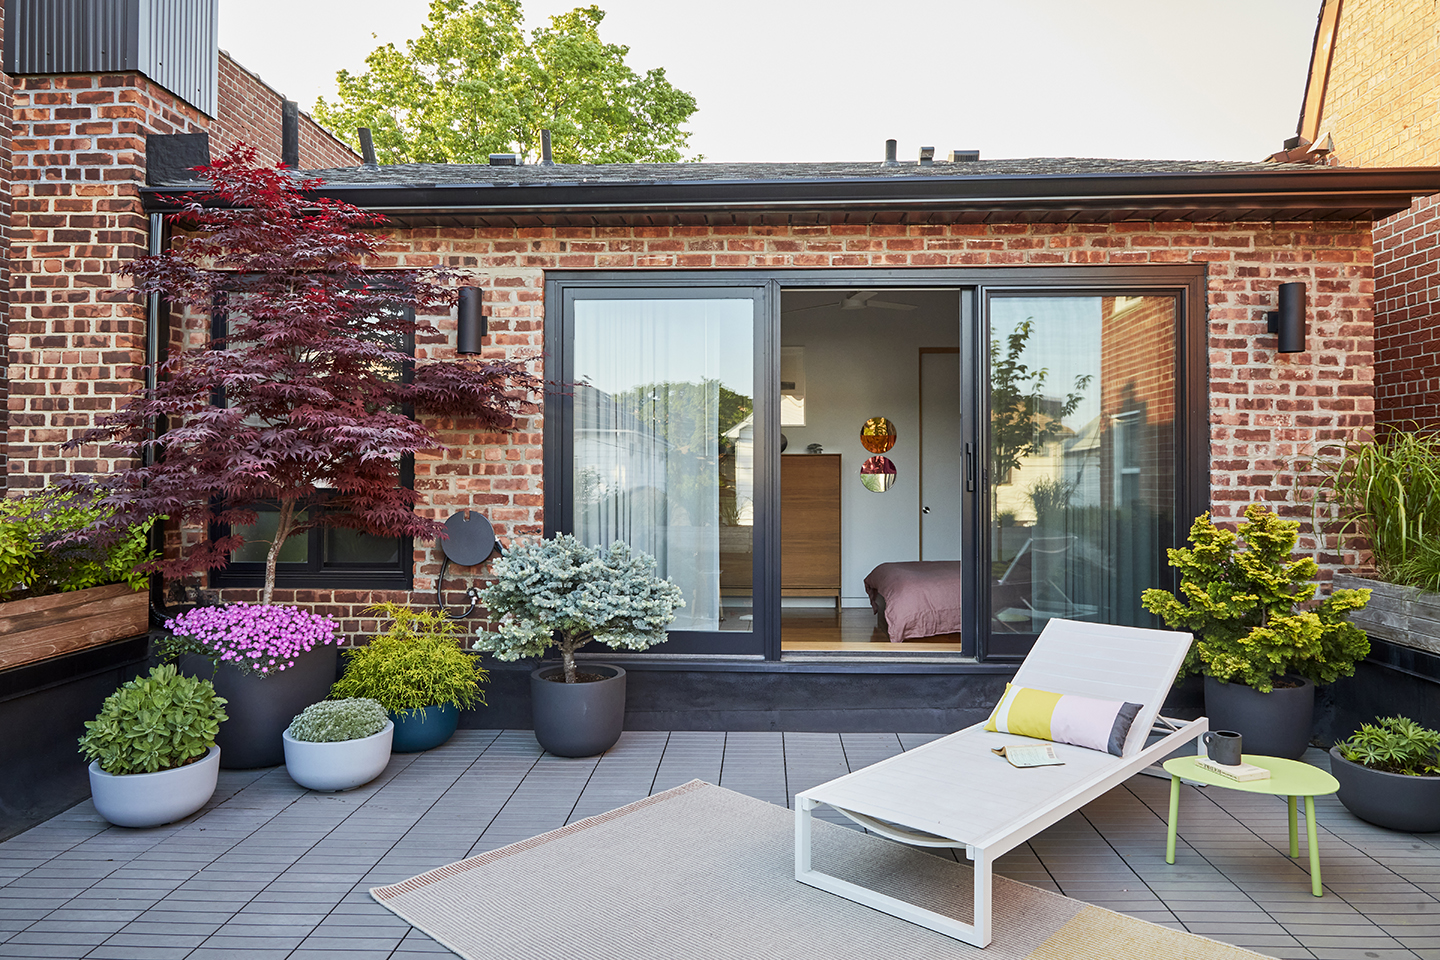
[964,442,975,492]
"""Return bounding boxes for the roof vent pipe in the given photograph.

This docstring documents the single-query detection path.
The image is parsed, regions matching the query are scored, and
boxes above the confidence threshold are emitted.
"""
[540,129,554,165]
[884,139,898,166]
[357,128,379,167]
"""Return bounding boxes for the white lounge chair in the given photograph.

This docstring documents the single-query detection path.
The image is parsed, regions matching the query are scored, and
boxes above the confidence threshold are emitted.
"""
[795,618,1206,948]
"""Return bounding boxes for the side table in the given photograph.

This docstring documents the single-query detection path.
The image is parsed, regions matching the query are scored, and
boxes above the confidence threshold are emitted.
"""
[1162,754,1340,897]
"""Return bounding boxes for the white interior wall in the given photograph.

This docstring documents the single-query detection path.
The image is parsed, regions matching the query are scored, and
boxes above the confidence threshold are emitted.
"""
[781,292,960,604]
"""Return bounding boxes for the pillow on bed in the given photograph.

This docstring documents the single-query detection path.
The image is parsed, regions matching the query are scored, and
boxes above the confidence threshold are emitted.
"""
[984,684,1142,756]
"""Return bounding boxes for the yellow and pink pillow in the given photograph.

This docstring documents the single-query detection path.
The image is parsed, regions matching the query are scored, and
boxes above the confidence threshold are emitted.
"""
[984,684,1143,756]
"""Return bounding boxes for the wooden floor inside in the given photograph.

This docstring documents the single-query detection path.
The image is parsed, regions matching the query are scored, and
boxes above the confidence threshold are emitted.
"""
[780,607,966,652]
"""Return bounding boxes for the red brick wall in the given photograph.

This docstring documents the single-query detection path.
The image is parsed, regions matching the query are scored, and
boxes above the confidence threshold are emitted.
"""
[150,219,1371,637]
[0,4,12,489]
[212,53,358,170]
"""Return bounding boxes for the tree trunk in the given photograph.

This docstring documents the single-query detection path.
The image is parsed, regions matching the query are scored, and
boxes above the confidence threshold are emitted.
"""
[261,497,298,605]
[560,641,577,684]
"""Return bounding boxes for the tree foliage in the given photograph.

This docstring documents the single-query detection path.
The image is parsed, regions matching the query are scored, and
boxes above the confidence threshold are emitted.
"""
[1141,504,1371,692]
[65,145,541,603]
[313,0,698,165]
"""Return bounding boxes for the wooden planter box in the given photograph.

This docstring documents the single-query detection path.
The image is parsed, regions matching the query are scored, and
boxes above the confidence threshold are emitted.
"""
[0,584,150,671]
[1335,573,1440,656]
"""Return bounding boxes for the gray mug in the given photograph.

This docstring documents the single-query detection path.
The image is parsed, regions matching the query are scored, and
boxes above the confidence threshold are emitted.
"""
[1203,730,1243,766]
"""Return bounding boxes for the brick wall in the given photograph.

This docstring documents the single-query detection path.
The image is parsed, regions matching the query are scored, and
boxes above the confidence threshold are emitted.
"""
[149,219,1371,637]
[212,52,359,170]
[1312,0,1440,429]
[0,4,12,489]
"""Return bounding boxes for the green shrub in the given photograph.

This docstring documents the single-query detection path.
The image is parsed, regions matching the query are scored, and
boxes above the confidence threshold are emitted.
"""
[77,665,228,775]
[1141,504,1371,693]
[1336,716,1440,776]
[0,488,157,599]
[287,698,388,743]
[330,603,487,717]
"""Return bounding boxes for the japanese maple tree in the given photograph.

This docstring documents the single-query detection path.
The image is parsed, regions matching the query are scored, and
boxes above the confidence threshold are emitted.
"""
[67,144,540,603]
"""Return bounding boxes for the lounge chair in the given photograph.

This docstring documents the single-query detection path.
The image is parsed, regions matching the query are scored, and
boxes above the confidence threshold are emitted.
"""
[795,618,1206,947]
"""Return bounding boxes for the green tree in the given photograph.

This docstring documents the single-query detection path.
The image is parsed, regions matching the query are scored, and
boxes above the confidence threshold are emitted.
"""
[313,0,698,165]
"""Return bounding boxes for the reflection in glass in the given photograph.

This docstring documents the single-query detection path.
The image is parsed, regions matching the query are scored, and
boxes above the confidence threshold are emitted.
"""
[860,417,897,453]
[573,299,754,632]
[988,296,1175,638]
[231,511,308,563]
[860,455,897,492]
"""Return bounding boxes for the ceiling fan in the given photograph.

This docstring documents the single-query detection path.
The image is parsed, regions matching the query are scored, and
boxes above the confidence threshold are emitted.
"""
[782,290,918,315]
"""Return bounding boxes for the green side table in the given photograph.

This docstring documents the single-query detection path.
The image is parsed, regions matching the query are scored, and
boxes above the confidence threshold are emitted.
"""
[1163,754,1340,897]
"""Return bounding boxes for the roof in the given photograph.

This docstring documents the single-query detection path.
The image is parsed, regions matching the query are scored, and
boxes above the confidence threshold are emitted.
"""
[140,156,1440,227]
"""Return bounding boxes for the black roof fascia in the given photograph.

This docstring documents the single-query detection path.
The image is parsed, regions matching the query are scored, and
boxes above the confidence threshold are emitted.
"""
[138,166,1440,220]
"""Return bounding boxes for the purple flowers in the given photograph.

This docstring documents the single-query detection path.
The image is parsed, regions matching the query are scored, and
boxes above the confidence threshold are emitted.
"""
[164,604,338,677]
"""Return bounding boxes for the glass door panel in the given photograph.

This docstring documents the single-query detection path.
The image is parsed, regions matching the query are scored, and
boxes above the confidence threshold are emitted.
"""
[571,297,756,636]
[987,295,1176,647]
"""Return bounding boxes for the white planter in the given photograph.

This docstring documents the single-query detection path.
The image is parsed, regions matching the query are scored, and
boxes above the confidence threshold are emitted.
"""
[282,721,393,792]
[88,746,220,828]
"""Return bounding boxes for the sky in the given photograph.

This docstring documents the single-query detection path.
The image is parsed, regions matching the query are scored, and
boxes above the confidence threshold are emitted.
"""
[217,0,1321,164]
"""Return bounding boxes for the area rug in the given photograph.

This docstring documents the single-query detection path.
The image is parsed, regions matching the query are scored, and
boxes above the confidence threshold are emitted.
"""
[371,780,1266,960]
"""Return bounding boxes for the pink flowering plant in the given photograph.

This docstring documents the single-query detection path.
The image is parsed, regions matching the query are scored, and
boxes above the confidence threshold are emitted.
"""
[157,603,338,678]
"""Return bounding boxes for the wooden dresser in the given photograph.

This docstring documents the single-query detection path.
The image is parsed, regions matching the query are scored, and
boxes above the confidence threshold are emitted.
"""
[781,454,841,606]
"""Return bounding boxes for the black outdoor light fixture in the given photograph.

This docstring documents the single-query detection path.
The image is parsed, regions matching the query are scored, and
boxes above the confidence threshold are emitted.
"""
[457,286,487,355]
[1266,281,1307,354]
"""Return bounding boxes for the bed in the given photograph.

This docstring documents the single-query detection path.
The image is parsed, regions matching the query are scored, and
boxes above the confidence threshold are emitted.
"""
[863,560,963,642]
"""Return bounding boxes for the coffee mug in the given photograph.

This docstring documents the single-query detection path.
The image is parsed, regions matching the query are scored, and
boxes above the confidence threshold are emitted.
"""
[1203,730,1243,766]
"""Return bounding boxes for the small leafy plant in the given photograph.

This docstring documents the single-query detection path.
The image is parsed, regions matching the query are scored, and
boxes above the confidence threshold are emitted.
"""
[1141,504,1371,692]
[1336,716,1440,776]
[156,603,339,677]
[330,603,487,717]
[0,488,156,599]
[475,535,685,683]
[287,698,388,743]
[78,665,228,776]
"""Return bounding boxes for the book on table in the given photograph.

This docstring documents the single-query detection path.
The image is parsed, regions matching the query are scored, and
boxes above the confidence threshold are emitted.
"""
[1194,756,1272,781]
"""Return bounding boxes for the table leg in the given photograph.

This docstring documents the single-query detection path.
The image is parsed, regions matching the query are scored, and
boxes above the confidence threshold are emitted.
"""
[1288,796,1299,858]
[1305,796,1322,897]
[1166,775,1180,864]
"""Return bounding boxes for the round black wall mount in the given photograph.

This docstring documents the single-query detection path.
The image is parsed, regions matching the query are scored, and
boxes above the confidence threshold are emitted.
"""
[441,511,498,566]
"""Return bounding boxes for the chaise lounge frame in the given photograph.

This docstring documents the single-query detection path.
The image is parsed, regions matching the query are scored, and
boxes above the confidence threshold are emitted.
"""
[795,618,1207,948]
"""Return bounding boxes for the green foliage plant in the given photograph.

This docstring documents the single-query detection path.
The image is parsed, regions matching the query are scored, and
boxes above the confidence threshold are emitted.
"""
[1309,428,1440,590]
[313,0,698,165]
[0,488,156,599]
[287,698,389,743]
[1336,716,1440,776]
[475,535,685,683]
[77,665,228,776]
[1141,503,1371,693]
[330,604,487,717]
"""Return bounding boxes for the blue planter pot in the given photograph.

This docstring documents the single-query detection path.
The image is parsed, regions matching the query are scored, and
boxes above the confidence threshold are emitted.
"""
[389,704,460,753]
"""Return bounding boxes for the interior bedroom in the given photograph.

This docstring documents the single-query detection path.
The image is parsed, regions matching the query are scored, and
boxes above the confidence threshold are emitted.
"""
[777,289,965,653]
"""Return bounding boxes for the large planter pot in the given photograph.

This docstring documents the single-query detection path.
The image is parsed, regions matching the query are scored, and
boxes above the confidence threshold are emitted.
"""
[88,745,220,828]
[389,704,460,753]
[530,663,626,758]
[1329,747,1440,832]
[0,583,148,671]
[180,646,338,769]
[1204,675,1315,760]
[283,721,394,791]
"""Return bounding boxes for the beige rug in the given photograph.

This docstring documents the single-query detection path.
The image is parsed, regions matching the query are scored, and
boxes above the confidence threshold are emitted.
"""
[371,780,1267,960]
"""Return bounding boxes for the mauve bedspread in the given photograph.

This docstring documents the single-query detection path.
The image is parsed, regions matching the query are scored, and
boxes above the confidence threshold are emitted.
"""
[863,561,964,642]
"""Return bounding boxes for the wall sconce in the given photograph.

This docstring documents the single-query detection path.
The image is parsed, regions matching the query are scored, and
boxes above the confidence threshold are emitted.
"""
[1266,282,1307,354]
[457,287,487,355]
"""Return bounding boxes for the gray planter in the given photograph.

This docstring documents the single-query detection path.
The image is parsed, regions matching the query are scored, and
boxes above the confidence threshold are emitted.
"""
[1203,675,1314,760]
[180,646,338,768]
[530,663,626,758]
[1329,747,1440,832]
[1334,573,1440,656]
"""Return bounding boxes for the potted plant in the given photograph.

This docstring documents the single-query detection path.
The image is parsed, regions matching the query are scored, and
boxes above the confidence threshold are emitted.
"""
[330,603,488,753]
[0,487,156,671]
[282,698,393,792]
[1142,503,1371,759]
[1329,716,1440,832]
[158,604,340,768]
[475,535,685,758]
[77,665,228,828]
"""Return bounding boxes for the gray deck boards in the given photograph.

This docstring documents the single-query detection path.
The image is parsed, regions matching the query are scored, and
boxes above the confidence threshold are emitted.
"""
[1,733,1436,959]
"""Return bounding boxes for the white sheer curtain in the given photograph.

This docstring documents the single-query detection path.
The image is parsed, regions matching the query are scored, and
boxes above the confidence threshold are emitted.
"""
[573,299,752,632]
